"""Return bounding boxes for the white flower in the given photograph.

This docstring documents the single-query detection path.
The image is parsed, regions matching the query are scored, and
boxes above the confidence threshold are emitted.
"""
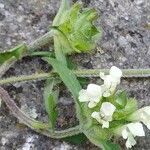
[121,122,145,149]
[91,102,116,128]
[128,106,150,130]
[79,84,102,108]
[100,66,122,97]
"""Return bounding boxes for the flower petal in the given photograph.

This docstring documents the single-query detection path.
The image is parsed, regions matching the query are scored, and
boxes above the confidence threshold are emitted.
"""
[87,84,102,98]
[102,121,109,128]
[99,72,105,80]
[122,129,128,139]
[103,75,112,89]
[103,90,111,97]
[126,135,136,149]
[127,122,145,137]
[91,111,101,122]
[126,139,132,149]
[100,102,116,117]
[142,120,150,130]
[110,66,122,79]
[91,111,99,118]
[78,89,89,102]
[142,106,150,115]
[88,101,97,108]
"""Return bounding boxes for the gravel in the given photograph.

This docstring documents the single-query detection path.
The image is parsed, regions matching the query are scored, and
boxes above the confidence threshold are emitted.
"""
[0,0,150,149]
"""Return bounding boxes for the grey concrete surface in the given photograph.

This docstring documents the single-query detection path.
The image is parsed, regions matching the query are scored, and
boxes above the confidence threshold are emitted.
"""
[0,0,150,149]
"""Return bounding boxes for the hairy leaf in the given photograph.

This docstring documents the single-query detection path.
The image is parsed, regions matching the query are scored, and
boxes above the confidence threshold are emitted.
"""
[43,57,81,100]
[66,57,77,70]
[55,3,101,53]
[0,43,27,64]
[43,79,59,129]
[53,35,68,65]
[84,125,113,149]
[101,140,120,150]
[53,0,71,26]
[113,98,138,120]
[114,91,127,109]
[63,133,87,144]
[43,57,84,121]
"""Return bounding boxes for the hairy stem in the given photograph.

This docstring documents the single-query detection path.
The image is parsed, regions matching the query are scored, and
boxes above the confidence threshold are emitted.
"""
[74,68,150,78]
[0,69,150,85]
[28,31,54,52]
[0,86,81,138]
[0,31,54,78]
[0,57,17,78]
[0,72,53,85]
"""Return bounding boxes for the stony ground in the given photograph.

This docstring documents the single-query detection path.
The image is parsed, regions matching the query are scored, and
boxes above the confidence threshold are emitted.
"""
[0,0,150,149]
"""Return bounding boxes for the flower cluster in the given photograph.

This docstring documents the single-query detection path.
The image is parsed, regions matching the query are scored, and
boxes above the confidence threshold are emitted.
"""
[79,66,121,128]
[78,66,150,149]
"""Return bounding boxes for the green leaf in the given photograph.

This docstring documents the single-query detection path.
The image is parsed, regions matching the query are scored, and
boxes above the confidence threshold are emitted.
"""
[113,98,138,120]
[66,57,77,70]
[43,57,81,101]
[109,120,128,129]
[85,126,120,149]
[53,35,68,65]
[55,3,101,53]
[0,43,27,64]
[53,0,71,26]
[114,91,127,109]
[63,133,87,144]
[101,140,120,150]
[78,77,89,87]
[43,79,59,129]
[43,57,84,121]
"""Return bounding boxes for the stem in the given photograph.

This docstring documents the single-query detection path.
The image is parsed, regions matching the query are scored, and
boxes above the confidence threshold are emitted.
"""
[0,57,17,78]
[30,51,52,57]
[0,73,53,85]
[74,69,150,78]
[0,86,81,139]
[0,69,150,85]
[28,30,54,52]
[0,31,54,78]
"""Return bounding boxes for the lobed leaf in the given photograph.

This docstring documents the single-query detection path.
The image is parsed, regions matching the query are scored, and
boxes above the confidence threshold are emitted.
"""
[54,3,101,53]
